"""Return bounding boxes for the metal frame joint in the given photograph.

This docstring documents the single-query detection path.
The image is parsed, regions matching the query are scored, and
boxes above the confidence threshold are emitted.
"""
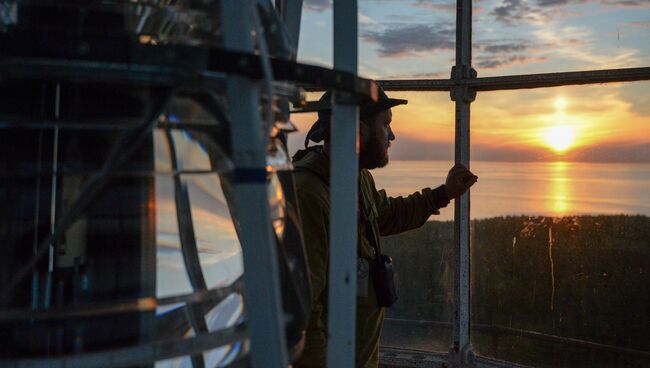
[448,343,477,368]
[450,65,477,103]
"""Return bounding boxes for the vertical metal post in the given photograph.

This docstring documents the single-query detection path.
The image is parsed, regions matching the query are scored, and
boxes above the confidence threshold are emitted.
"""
[278,0,303,52]
[221,2,289,368]
[327,1,359,367]
[451,0,476,365]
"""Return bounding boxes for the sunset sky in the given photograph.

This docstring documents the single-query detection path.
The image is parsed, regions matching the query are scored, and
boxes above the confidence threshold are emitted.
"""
[288,0,650,162]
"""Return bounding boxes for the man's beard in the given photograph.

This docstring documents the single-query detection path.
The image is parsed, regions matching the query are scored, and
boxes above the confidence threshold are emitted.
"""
[359,133,389,170]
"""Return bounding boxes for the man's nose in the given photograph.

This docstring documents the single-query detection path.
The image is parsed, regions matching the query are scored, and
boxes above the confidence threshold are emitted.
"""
[388,127,395,141]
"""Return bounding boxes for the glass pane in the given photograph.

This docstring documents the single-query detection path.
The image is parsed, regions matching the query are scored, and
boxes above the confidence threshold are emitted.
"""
[474,0,650,77]
[370,93,455,353]
[288,92,455,159]
[297,3,333,68]
[358,0,455,79]
[297,1,455,79]
[470,83,650,367]
[289,92,456,353]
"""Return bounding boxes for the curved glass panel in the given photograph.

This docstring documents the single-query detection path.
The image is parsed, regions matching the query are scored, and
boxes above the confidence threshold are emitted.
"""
[0,86,311,367]
[470,83,650,367]
[0,1,310,366]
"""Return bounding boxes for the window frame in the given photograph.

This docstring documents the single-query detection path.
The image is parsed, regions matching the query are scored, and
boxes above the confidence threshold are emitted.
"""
[374,0,650,367]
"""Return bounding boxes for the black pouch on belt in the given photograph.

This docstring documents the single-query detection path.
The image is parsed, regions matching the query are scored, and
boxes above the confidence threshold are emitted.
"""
[361,199,398,307]
[371,254,398,307]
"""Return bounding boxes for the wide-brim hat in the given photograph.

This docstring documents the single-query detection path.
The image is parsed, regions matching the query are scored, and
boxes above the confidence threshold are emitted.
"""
[304,86,407,147]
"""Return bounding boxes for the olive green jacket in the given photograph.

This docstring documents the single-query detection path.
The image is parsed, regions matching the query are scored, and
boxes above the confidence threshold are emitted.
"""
[292,147,449,368]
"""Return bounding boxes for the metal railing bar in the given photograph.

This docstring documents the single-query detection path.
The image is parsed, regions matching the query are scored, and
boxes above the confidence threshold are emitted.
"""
[373,67,650,92]
[0,278,244,322]
[379,345,532,368]
[378,79,454,92]
[0,58,226,88]
[379,346,447,368]
[452,0,473,359]
[0,169,227,178]
[469,66,650,91]
[474,356,534,368]
[0,120,224,131]
[473,323,650,359]
[384,317,452,328]
[0,322,248,368]
[382,318,650,358]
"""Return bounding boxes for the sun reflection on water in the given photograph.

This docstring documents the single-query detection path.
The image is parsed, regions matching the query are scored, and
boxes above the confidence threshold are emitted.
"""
[549,162,571,215]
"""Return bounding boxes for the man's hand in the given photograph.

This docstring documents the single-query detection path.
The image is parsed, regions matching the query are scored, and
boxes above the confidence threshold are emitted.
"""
[444,163,478,200]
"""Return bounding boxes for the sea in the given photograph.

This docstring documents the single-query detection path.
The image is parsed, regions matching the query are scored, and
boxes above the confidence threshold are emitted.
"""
[370,160,650,221]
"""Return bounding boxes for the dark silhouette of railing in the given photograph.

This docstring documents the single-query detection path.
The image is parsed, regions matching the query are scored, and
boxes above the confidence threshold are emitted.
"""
[382,318,650,360]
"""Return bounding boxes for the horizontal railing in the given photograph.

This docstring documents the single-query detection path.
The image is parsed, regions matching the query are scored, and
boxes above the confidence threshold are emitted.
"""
[302,66,650,93]
[383,317,650,360]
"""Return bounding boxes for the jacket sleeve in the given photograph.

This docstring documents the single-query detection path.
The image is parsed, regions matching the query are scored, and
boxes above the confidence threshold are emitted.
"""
[368,173,450,237]
[295,181,330,338]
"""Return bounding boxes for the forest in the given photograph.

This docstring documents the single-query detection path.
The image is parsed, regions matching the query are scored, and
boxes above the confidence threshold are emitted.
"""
[380,215,650,368]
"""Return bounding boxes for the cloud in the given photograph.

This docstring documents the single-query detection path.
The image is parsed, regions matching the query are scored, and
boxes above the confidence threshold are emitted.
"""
[602,0,650,6]
[626,21,650,28]
[483,43,529,53]
[563,143,650,162]
[473,39,547,69]
[475,55,547,69]
[491,0,549,24]
[362,24,455,58]
[411,0,457,12]
[304,0,331,12]
[488,0,594,25]
[359,12,377,26]
[536,0,571,5]
[540,0,650,7]
[380,71,448,79]
[390,139,650,162]
[532,27,642,69]
[489,0,648,25]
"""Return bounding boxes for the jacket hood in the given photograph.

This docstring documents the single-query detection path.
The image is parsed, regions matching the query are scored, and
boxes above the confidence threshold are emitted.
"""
[292,146,329,184]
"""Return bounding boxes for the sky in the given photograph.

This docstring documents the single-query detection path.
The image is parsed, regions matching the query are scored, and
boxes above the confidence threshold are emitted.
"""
[288,0,650,162]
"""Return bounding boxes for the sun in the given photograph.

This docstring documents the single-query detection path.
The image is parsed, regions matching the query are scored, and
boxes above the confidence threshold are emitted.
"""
[544,125,575,153]
[554,97,568,111]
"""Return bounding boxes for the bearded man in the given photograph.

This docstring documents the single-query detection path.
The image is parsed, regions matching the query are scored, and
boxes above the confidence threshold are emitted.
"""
[292,87,477,368]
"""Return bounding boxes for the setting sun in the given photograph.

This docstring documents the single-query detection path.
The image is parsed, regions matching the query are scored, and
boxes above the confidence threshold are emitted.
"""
[554,97,568,111]
[544,125,575,153]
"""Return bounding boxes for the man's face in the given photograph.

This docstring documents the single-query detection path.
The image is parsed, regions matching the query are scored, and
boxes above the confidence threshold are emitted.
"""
[359,109,395,170]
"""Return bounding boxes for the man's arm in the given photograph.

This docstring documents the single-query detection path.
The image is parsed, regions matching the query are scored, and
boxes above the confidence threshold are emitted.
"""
[371,164,478,236]
[374,184,449,236]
